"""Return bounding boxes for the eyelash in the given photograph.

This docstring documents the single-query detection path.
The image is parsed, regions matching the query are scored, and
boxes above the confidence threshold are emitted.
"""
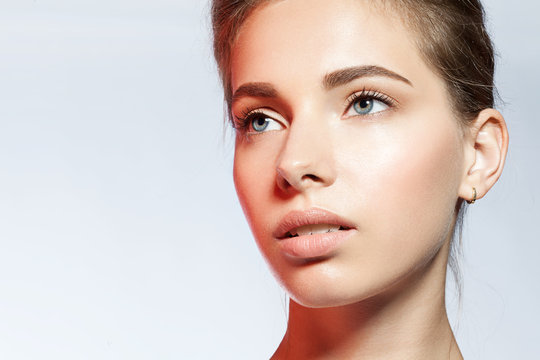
[233,88,396,132]
[233,108,267,132]
[344,88,396,115]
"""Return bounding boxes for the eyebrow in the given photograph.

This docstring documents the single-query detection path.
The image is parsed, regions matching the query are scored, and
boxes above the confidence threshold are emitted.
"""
[231,65,412,102]
[232,82,278,101]
[323,65,412,89]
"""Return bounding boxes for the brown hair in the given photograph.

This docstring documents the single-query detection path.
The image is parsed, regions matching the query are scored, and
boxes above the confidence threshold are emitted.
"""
[211,0,496,297]
[212,0,495,123]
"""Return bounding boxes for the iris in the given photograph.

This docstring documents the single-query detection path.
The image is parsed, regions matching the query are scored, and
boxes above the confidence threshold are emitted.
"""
[252,117,270,132]
[353,98,374,115]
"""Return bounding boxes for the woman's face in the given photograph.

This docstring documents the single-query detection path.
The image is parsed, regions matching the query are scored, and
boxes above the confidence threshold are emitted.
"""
[230,0,466,307]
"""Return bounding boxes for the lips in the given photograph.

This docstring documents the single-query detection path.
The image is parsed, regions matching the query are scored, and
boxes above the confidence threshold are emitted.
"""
[273,208,356,239]
[273,208,357,259]
[287,223,343,237]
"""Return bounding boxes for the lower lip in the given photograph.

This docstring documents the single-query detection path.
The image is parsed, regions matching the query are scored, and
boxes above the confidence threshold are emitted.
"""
[277,229,356,259]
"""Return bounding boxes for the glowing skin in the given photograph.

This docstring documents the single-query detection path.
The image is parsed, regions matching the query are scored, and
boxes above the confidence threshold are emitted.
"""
[229,0,508,359]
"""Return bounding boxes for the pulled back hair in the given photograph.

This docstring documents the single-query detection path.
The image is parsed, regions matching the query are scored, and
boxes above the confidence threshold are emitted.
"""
[212,0,495,122]
[211,0,497,298]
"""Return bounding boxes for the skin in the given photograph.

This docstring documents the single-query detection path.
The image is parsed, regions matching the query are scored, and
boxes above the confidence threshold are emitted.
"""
[229,0,509,359]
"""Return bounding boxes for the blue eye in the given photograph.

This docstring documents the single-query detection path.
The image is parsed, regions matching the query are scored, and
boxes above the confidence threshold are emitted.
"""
[353,98,374,114]
[234,108,285,134]
[252,116,270,132]
[245,112,284,133]
[345,91,392,118]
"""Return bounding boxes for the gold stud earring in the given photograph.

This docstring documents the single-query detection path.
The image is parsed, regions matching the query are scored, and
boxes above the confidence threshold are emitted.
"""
[467,187,477,204]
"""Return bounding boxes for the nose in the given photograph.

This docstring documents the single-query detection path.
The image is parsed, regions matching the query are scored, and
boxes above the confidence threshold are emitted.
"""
[276,114,336,194]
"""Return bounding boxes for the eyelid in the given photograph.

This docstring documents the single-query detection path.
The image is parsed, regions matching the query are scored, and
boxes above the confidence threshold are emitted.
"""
[343,88,397,117]
[233,107,287,133]
[345,89,396,106]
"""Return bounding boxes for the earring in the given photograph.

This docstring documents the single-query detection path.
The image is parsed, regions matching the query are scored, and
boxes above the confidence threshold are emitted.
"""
[467,187,477,204]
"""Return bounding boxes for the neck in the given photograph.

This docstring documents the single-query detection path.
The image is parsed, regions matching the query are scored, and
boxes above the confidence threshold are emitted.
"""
[272,239,463,360]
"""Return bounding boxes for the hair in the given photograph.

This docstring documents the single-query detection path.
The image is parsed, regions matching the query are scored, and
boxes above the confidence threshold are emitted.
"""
[211,0,496,300]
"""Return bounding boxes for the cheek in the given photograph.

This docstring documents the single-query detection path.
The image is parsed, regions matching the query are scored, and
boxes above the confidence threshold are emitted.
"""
[388,125,460,252]
[378,127,460,210]
[385,120,461,215]
[337,115,463,271]
[233,136,283,244]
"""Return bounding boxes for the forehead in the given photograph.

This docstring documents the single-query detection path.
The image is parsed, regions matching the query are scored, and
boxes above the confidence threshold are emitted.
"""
[231,0,433,93]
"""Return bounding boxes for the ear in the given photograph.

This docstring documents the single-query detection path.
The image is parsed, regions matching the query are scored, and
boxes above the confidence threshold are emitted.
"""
[459,108,509,203]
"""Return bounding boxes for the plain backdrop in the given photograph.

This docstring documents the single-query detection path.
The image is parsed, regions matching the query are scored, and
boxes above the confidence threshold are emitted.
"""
[0,0,538,358]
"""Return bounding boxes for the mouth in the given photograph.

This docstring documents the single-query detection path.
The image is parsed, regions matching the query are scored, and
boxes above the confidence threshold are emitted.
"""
[274,208,357,259]
[274,207,357,240]
[284,224,352,238]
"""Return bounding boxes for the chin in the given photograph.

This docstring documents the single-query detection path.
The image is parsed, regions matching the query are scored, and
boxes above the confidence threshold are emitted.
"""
[287,282,376,309]
[290,292,359,309]
[276,265,377,309]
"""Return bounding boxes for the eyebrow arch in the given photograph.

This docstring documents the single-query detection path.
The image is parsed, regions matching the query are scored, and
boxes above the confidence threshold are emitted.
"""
[323,65,412,89]
[232,82,278,101]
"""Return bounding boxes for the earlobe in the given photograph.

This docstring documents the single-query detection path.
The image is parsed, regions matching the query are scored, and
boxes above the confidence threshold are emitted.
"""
[459,108,509,203]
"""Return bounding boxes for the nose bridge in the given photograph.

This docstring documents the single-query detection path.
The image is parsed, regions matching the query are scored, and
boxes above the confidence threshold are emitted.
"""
[276,105,336,192]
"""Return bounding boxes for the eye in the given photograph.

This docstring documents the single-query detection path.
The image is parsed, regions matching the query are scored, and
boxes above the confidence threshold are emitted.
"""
[252,115,278,132]
[235,109,285,134]
[344,91,392,117]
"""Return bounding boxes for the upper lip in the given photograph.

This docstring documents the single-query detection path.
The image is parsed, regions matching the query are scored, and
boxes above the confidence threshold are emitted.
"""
[273,207,357,239]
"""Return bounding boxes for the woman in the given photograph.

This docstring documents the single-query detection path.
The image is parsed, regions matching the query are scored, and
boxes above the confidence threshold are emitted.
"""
[212,0,509,358]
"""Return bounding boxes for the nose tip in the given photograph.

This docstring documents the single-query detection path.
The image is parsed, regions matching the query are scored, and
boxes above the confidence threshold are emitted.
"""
[276,164,326,192]
[275,145,336,194]
[274,109,337,194]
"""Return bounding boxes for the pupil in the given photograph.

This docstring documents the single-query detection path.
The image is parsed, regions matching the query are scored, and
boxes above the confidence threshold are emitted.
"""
[360,99,370,109]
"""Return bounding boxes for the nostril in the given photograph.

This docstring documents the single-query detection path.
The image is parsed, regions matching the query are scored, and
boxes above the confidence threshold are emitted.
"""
[276,159,335,193]
[277,175,293,191]
[302,174,321,182]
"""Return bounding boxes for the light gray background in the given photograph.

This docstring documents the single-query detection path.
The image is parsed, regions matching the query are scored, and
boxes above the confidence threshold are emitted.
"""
[0,0,538,359]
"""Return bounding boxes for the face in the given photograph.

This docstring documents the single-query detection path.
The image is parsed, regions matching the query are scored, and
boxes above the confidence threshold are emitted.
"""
[230,0,465,307]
